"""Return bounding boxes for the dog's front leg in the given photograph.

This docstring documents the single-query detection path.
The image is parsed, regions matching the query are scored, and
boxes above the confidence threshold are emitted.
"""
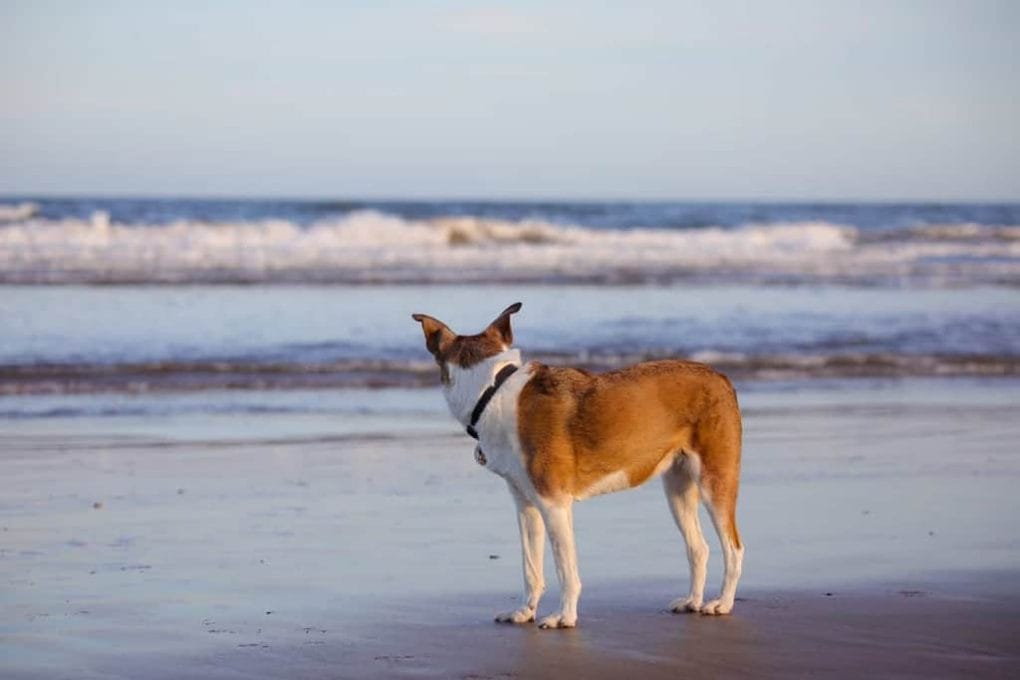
[496,482,545,624]
[536,501,581,629]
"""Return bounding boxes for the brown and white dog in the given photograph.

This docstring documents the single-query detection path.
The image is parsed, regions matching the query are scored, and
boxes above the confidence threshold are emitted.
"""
[412,302,744,629]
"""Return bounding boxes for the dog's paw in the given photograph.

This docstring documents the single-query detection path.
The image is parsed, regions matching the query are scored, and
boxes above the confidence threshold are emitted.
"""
[668,596,703,613]
[494,607,535,624]
[700,598,734,616]
[537,613,576,630]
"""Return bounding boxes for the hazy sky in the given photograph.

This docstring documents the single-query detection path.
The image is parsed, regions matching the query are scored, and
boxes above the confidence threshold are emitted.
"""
[2,1,1018,200]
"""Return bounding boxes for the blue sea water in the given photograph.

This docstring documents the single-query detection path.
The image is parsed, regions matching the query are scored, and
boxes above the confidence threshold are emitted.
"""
[0,198,1017,409]
[6,196,1020,232]
[1,197,1018,286]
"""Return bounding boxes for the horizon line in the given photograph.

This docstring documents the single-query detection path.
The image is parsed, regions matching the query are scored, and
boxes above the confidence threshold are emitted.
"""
[2,192,1019,206]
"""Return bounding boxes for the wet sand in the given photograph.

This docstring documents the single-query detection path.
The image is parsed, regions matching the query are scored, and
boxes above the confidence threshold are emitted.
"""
[128,576,1020,680]
[2,379,1019,678]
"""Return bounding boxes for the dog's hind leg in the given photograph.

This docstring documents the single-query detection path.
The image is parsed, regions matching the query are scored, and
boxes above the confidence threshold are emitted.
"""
[662,455,710,613]
[698,453,744,615]
[536,501,581,629]
[700,491,743,615]
[495,482,545,624]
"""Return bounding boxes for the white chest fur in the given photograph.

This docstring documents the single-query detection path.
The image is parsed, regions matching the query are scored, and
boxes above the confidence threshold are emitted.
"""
[443,351,536,497]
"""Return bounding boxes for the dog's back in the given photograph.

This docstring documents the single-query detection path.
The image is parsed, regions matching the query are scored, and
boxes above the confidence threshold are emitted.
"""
[413,304,745,624]
[518,360,741,511]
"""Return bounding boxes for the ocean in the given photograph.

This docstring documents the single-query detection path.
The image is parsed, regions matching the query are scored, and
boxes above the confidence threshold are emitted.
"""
[3,198,1020,677]
[1,198,1019,286]
[1,197,1018,419]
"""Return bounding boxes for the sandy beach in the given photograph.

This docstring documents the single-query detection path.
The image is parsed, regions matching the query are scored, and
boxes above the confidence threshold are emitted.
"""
[3,379,1018,678]
[5,2,1018,676]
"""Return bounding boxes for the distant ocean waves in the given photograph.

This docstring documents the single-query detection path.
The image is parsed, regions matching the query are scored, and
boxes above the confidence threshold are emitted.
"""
[3,351,1017,398]
[1,204,1018,286]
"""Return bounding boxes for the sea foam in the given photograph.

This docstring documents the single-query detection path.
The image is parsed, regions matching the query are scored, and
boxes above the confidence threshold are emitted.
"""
[0,209,1017,285]
[0,202,38,222]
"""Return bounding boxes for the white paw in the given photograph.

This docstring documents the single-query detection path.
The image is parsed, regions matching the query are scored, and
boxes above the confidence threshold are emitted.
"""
[494,607,535,624]
[700,598,734,615]
[537,613,576,629]
[669,596,703,613]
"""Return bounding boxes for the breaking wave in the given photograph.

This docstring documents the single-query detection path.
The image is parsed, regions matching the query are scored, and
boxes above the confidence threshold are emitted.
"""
[0,202,38,222]
[0,208,1018,285]
[2,352,1017,396]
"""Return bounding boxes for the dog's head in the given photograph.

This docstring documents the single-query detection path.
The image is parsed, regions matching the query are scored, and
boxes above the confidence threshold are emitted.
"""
[411,302,522,385]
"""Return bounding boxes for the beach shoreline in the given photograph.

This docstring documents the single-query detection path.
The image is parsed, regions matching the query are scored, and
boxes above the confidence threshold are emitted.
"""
[2,378,1019,678]
[7,575,1019,679]
[156,574,1020,680]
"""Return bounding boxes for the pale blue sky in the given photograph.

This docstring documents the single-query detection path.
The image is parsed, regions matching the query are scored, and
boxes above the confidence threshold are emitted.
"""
[2,1,1018,200]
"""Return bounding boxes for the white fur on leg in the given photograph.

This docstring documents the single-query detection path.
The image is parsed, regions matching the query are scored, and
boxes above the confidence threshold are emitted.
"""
[663,461,709,614]
[495,607,535,624]
[496,482,545,625]
[701,501,744,616]
[669,596,704,613]
[701,543,743,615]
[701,597,733,615]
[536,503,581,629]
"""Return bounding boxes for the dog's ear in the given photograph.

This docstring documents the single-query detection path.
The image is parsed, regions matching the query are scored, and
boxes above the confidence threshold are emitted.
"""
[486,302,522,346]
[411,313,456,356]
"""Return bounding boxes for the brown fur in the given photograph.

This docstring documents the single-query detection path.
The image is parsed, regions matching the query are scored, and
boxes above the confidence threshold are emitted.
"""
[411,304,743,550]
[412,303,520,380]
[518,360,743,549]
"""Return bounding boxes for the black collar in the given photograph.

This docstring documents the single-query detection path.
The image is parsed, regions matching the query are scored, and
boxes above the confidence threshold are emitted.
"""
[466,363,519,440]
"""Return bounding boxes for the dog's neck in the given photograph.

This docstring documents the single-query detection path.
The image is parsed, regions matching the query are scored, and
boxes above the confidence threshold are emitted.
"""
[443,348,522,426]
